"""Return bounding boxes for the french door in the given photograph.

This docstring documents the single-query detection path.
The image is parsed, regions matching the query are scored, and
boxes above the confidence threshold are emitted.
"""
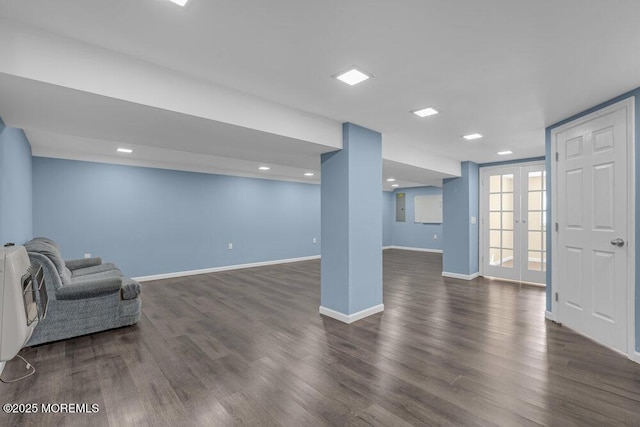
[481,162,546,284]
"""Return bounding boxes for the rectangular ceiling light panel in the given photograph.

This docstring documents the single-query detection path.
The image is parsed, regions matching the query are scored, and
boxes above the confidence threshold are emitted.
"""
[413,107,439,117]
[336,68,371,86]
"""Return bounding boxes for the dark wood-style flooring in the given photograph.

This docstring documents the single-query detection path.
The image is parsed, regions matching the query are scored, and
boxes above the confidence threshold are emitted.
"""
[2,249,640,426]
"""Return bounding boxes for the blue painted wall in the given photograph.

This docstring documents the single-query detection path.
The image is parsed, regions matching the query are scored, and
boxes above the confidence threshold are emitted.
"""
[462,162,480,274]
[0,118,33,245]
[320,149,349,314]
[346,124,383,314]
[391,187,443,250]
[321,123,382,315]
[545,87,640,352]
[443,175,467,274]
[442,161,479,275]
[32,157,321,278]
[468,162,479,274]
[382,191,393,247]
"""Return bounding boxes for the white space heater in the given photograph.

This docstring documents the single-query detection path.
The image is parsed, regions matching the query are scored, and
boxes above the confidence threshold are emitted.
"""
[0,245,48,381]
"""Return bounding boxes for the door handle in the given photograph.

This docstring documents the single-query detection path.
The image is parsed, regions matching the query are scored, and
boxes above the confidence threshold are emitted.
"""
[610,238,625,247]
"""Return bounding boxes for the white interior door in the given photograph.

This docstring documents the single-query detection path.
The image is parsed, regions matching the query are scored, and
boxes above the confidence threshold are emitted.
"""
[555,101,631,353]
[521,165,547,284]
[482,167,520,281]
[481,163,546,284]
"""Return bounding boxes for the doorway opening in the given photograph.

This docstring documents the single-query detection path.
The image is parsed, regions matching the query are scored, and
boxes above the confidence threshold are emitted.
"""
[480,162,546,285]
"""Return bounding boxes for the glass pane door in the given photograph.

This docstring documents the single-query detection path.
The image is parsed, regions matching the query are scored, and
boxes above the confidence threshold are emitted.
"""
[481,163,546,285]
[483,168,520,281]
[521,167,546,284]
[488,173,515,267]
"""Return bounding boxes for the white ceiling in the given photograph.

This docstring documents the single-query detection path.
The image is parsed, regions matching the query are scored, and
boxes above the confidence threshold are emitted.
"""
[1,0,640,187]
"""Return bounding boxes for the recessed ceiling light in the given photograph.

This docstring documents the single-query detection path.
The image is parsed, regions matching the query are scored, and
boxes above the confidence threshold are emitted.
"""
[117,148,133,154]
[391,184,400,187]
[169,0,189,6]
[304,172,315,177]
[463,133,483,140]
[497,150,513,155]
[412,107,439,118]
[386,178,396,182]
[258,166,270,171]
[334,67,371,86]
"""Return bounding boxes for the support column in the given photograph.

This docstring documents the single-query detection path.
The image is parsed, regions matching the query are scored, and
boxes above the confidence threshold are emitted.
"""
[442,161,479,280]
[320,123,383,323]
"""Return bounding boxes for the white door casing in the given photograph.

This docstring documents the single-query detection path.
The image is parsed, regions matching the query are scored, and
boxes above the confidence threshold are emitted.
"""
[552,97,635,357]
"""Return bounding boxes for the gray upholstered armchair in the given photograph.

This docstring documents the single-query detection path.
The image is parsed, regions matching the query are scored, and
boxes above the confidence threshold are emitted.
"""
[24,237,141,346]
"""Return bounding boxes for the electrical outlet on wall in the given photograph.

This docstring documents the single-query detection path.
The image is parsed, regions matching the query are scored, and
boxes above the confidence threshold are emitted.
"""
[313,237,317,244]
[84,253,91,259]
[228,243,233,250]
[433,234,438,240]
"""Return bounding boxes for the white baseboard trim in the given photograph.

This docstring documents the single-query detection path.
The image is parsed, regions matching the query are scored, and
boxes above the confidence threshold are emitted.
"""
[382,246,393,250]
[319,304,384,324]
[631,351,640,364]
[387,246,443,254]
[441,271,480,280]
[545,310,557,322]
[134,255,321,282]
